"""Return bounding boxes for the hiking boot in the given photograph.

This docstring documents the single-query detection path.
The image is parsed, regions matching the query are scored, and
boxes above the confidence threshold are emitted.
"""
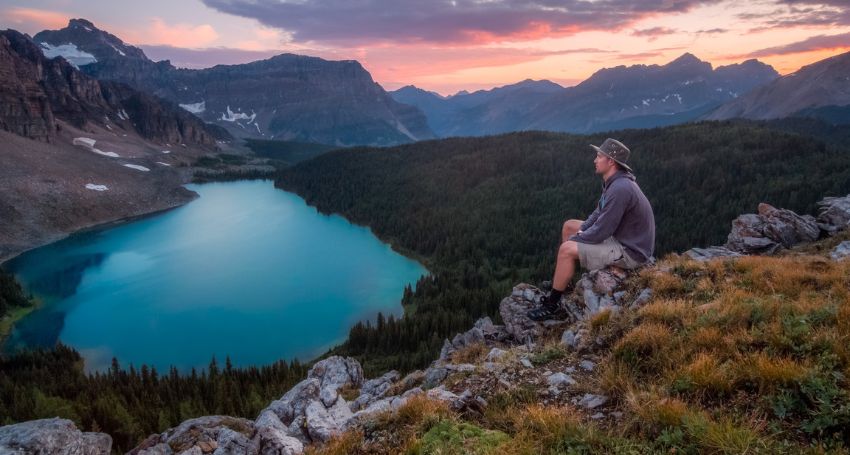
[526,294,567,321]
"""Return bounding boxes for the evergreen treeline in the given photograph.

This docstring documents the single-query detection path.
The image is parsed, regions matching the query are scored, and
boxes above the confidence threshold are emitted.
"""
[244,139,340,165]
[0,344,308,452]
[0,268,30,318]
[275,120,850,375]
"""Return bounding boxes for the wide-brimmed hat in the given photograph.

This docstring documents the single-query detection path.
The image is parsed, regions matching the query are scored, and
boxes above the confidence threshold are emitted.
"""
[590,138,633,173]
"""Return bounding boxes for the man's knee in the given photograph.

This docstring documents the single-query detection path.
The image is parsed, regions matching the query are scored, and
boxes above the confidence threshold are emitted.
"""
[558,240,579,259]
[562,219,583,237]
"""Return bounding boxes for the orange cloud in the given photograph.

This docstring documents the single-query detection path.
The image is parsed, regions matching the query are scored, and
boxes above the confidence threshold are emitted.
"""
[122,18,219,48]
[1,7,70,30]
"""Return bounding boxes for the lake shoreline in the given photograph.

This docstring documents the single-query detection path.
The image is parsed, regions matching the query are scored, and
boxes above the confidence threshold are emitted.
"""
[3,179,428,372]
[0,191,201,268]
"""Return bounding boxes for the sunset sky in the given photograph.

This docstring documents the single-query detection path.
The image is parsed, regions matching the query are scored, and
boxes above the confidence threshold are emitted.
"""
[2,0,849,95]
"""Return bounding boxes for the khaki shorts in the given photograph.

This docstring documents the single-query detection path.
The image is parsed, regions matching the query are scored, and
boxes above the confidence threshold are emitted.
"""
[578,236,642,271]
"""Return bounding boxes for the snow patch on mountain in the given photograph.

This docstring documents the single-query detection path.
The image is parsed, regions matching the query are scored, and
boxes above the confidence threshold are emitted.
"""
[85,183,108,191]
[123,164,150,172]
[220,106,256,123]
[109,44,126,57]
[179,101,206,114]
[72,137,120,157]
[39,42,96,68]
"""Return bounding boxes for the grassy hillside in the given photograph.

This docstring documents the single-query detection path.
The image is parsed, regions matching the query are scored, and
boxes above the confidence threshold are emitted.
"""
[276,120,850,374]
[308,234,850,454]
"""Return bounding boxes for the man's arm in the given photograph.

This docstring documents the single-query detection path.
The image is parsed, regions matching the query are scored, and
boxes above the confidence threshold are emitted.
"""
[580,205,601,232]
[569,184,631,244]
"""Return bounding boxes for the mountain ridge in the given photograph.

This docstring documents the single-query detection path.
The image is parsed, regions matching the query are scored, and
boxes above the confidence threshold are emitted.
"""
[34,19,436,146]
[391,53,779,137]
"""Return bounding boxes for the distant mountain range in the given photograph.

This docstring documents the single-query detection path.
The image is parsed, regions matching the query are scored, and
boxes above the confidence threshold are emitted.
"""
[22,18,850,143]
[706,50,850,122]
[391,54,781,137]
[34,19,435,146]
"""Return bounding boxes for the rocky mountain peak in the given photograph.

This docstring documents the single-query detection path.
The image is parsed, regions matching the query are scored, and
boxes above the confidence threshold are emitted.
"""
[666,52,708,68]
[706,49,850,121]
[34,18,148,63]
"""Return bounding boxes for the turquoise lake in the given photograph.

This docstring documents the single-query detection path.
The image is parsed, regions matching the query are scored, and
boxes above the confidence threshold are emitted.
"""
[2,180,427,372]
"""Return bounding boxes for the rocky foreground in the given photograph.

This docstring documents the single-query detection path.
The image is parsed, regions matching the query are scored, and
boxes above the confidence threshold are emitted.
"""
[2,193,850,454]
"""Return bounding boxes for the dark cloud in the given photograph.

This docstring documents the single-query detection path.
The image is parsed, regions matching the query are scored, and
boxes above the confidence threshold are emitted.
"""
[741,1,850,30]
[201,0,724,45]
[744,31,850,57]
[632,27,679,41]
[696,28,727,34]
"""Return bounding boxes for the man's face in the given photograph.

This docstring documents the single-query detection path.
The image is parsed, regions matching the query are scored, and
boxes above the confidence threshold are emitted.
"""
[594,152,615,174]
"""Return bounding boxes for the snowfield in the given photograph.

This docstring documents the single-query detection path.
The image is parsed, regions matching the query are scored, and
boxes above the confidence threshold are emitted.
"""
[179,101,206,114]
[123,164,150,172]
[39,42,97,68]
[220,106,257,123]
[73,137,120,157]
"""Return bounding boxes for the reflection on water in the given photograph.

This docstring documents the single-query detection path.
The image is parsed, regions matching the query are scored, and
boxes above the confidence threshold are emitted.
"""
[23,252,107,300]
[3,180,427,372]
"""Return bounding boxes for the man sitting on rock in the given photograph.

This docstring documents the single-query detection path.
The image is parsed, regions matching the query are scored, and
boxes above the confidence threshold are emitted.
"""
[527,138,656,321]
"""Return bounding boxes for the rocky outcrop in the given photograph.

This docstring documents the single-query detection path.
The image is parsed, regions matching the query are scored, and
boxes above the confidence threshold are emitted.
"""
[686,196,850,260]
[684,246,743,261]
[499,267,649,345]
[124,355,473,454]
[0,29,225,145]
[725,203,820,255]
[685,195,850,261]
[0,418,111,455]
[818,194,850,234]
[438,316,509,362]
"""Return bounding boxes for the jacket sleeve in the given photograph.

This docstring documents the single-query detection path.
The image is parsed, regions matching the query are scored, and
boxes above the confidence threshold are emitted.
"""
[570,183,631,244]
[580,205,601,231]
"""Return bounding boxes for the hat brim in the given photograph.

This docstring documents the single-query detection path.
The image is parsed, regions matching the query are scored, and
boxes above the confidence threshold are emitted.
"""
[590,144,633,173]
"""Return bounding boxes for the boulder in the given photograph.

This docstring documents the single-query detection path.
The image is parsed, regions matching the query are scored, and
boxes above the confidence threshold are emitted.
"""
[578,394,608,410]
[818,194,850,233]
[0,418,112,455]
[438,317,508,362]
[350,370,399,412]
[684,246,743,261]
[307,356,364,408]
[500,283,547,343]
[127,416,255,455]
[725,203,819,254]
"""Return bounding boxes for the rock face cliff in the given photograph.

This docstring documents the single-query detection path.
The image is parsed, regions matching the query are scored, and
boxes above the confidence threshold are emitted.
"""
[8,193,849,454]
[34,19,435,146]
[0,29,232,263]
[0,29,224,146]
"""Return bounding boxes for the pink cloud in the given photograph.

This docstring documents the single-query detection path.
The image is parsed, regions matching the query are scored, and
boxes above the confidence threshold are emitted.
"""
[121,18,219,48]
[1,7,71,31]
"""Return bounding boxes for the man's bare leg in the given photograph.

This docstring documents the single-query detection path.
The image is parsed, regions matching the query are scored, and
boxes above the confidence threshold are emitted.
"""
[561,219,583,243]
[553,241,579,292]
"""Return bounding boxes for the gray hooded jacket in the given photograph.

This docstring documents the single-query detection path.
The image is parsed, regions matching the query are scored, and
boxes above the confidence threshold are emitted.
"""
[569,171,655,263]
